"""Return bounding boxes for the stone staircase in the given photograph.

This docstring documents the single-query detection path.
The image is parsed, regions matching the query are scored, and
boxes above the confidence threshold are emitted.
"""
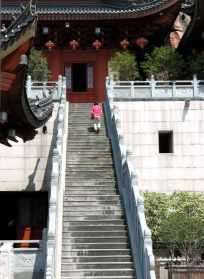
[61,103,136,279]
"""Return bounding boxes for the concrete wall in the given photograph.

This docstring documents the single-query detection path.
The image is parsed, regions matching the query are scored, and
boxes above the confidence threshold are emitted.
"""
[115,100,204,192]
[0,104,59,191]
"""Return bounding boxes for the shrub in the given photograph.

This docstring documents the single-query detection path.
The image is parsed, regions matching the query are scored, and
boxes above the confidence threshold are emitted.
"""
[144,192,204,262]
[108,51,140,80]
[28,48,50,81]
[187,51,204,79]
[141,46,185,80]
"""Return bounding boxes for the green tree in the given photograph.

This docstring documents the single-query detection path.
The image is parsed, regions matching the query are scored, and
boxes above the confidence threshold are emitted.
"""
[160,192,204,262]
[187,51,204,79]
[28,48,50,81]
[143,192,171,244]
[141,46,185,80]
[144,192,204,262]
[108,51,140,80]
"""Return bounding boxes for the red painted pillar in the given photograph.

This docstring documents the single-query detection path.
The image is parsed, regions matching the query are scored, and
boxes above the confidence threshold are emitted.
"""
[44,50,62,80]
[95,50,108,102]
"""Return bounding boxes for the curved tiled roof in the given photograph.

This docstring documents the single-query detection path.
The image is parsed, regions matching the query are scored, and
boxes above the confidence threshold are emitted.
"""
[1,0,181,20]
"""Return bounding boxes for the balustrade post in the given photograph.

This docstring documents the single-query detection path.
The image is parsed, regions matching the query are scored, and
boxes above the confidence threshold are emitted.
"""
[172,81,176,97]
[193,74,198,97]
[62,76,67,102]
[107,75,114,103]
[130,81,134,97]
[151,75,155,97]
[57,75,62,100]
[26,75,32,97]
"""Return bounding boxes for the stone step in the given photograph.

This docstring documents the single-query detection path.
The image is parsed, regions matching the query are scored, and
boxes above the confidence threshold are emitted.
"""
[63,220,125,226]
[65,190,118,195]
[63,231,128,238]
[62,210,123,217]
[67,177,115,181]
[64,195,120,201]
[63,216,124,221]
[62,243,130,250]
[67,138,107,142]
[62,277,134,279]
[63,225,127,232]
[61,269,135,277]
[61,249,131,257]
[64,184,117,189]
[65,181,117,186]
[67,155,112,159]
[66,166,114,171]
[67,147,111,152]
[61,256,132,263]
[62,263,133,270]
[63,207,122,212]
[67,152,111,156]
[62,237,128,244]
[65,185,117,190]
[68,125,105,128]
[63,201,121,207]
[66,169,115,174]
[66,159,112,164]
[68,140,110,145]
[69,122,105,125]
[68,133,107,137]
[62,255,132,263]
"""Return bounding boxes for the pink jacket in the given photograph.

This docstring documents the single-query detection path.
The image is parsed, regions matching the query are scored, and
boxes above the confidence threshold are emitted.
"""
[90,104,102,119]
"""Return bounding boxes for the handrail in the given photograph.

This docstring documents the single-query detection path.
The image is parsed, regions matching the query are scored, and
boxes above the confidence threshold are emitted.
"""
[44,76,68,279]
[104,76,156,279]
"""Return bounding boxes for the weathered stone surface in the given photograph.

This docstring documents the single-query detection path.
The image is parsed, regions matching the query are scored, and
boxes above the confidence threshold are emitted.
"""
[61,103,136,279]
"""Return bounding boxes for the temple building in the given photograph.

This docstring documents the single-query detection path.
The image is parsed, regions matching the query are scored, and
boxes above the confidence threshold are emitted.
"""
[2,0,182,102]
[1,1,204,278]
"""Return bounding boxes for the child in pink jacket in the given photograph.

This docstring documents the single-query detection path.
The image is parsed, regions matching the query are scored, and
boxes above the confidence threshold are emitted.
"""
[90,103,103,133]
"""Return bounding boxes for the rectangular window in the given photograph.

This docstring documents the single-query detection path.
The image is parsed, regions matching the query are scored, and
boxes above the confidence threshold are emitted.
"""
[158,131,173,153]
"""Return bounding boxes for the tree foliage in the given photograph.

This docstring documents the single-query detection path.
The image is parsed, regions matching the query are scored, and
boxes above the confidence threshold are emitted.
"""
[28,48,50,81]
[187,51,204,79]
[144,192,204,262]
[141,46,185,80]
[108,51,140,80]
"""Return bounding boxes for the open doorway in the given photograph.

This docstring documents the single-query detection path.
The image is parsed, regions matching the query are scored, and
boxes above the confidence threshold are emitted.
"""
[0,192,48,240]
[72,63,87,92]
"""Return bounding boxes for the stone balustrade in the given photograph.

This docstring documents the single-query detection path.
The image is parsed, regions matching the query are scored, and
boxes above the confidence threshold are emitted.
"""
[110,75,204,100]
[44,76,68,279]
[104,76,156,279]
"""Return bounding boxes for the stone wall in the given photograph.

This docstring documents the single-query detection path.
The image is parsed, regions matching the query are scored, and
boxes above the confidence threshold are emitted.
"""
[0,104,59,191]
[115,100,204,192]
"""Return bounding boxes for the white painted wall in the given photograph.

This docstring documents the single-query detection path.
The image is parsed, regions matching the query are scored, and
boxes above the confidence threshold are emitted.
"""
[0,104,59,191]
[115,101,204,192]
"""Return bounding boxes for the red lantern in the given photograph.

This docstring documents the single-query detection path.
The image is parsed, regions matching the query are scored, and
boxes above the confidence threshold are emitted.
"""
[69,40,79,50]
[92,39,102,50]
[45,40,55,50]
[135,37,148,49]
[120,38,130,49]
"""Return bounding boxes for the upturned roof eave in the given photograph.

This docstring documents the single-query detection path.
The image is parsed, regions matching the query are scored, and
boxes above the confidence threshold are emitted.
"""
[1,0,182,21]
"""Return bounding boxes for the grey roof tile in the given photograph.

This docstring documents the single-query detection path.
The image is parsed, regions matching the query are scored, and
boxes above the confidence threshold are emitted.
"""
[1,0,170,15]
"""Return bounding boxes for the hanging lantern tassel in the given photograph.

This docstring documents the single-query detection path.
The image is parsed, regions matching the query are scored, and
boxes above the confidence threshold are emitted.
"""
[69,40,79,50]
[45,40,55,51]
[120,38,130,50]
[92,39,102,50]
[135,37,148,49]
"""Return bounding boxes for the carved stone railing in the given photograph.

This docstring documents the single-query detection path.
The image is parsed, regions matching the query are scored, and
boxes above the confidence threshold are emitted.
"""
[44,76,68,279]
[0,239,45,279]
[26,75,63,101]
[110,75,204,100]
[104,76,156,279]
